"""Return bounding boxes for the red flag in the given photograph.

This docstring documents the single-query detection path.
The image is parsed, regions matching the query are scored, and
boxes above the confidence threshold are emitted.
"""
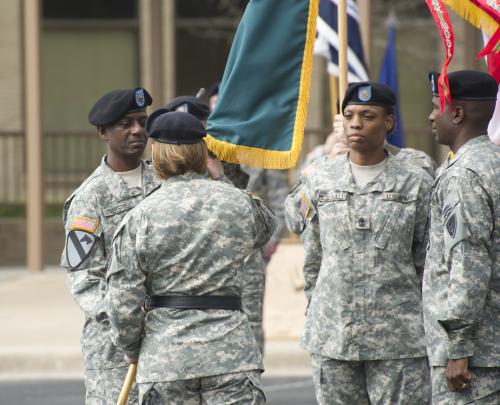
[426,0,455,111]
[477,27,500,82]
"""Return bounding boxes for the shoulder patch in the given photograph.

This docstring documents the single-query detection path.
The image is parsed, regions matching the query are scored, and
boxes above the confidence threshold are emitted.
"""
[66,230,97,269]
[300,192,312,219]
[70,216,100,234]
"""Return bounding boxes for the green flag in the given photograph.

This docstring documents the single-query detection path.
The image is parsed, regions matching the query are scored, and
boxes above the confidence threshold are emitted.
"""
[206,0,319,169]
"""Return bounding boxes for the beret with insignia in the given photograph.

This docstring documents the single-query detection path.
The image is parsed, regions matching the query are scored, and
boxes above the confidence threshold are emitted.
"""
[342,81,396,113]
[88,87,153,126]
[145,110,206,144]
[163,96,210,121]
[429,70,497,101]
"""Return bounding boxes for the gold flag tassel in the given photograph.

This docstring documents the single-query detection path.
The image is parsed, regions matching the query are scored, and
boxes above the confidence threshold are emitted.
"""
[443,0,499,36]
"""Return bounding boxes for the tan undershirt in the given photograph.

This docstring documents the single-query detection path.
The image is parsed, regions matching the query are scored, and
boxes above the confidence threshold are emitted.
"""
[349,158,387,189]
[116,164,143,189]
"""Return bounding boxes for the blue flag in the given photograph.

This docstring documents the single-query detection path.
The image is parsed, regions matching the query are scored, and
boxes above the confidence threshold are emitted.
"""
[378,18,404,148]
[314,0,369,82]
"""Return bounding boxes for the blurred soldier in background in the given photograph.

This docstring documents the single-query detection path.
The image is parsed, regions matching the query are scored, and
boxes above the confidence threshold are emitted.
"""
[107,110,275,404]
[207,82,288,355]
[423,70,500,404]
[61,88,157,404]
[290,82,432,404]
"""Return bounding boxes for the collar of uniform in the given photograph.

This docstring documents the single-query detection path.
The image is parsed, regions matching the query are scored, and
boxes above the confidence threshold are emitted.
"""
[143,161,161,196]
[101,156,146,200]
[447,135,490,169]
[161,170,205,187]
[340,150,397,193]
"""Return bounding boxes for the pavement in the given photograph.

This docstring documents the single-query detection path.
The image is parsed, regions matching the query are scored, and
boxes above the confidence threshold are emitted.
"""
[0,242,312,379]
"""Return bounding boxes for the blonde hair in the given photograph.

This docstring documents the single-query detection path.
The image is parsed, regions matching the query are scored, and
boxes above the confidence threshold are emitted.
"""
[152,140,208,179]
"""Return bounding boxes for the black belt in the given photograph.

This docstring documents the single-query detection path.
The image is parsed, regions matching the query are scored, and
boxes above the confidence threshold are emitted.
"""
[145,295,242,311]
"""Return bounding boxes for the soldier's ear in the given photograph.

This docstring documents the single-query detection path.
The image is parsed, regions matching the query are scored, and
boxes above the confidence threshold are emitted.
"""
[98,126,108,141]
[452,105,465,125]
[384,114,395,133]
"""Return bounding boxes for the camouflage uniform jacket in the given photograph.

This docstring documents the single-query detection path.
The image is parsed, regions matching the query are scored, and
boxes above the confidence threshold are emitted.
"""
[285,146,436,236]
[61,157,159,370]
[245,168,289,241]
[423,135,500,367]
[300,153,432,361]
[106,171,276,383]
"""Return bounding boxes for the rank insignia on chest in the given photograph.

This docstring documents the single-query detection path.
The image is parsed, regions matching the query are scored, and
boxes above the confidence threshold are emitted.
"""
[66,230,97,269]
[355,215,370,230]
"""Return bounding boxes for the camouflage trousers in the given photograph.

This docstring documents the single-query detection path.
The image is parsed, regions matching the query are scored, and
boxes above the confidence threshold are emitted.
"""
[85,366,139,405]
[311,354,431,405]
[431,366,500,404]
[138,370,265,405]
[243,250,266,355]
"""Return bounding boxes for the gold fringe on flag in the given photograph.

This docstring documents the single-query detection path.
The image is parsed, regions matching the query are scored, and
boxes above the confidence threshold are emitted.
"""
[443,0,499,37]
[206,0,319,170]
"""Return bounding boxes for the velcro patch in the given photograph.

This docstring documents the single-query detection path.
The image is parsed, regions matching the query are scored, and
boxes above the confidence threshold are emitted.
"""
[383,192,417,203]
[70,216,100,234]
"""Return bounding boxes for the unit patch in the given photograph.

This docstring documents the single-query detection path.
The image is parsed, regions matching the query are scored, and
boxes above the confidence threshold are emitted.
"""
[66,230,97,269]
[445,213,457,237]
[358,85,372,102]
[135,88,146,107]
[71,216,100,234]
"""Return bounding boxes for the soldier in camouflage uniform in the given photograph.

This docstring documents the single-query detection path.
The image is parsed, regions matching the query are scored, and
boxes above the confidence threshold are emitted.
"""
[423,70,500,404]
[243,168,289,354]
[61,88,157,404]
[106,111,276,404]
[289,82,432,404]
[285,113,437,236]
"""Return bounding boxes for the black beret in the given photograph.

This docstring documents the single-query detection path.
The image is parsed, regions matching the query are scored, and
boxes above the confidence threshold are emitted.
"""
[429,70,497,101]
[342,82,395,112]
[207,82,220,98]
[88,88,152,126]
[145,110,206,144]
[163,96,210,121]
[342,82,396,111]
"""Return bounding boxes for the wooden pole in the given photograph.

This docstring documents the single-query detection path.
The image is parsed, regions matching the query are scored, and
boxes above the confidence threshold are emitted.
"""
[357,0,371,73]
[116,364,137,405]
[162,0,176,102]
[337,0,348,112]
[329,75,339,118]
[24,0,44,272]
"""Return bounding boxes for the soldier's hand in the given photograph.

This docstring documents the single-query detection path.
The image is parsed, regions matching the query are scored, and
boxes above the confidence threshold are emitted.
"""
[124,354,138,365]
[327,114,349,159]
[207,156,224,179]
[446,358,471,391]
[263,239,279,261]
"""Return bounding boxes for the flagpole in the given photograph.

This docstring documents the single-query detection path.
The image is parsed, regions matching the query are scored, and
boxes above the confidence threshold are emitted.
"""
[337,0,348,111]
[329,75,339,117]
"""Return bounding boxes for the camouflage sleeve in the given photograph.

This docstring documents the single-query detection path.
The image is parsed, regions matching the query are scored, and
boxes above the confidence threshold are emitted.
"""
[264,170,289,241]
[62,193,107,319]
[246,192,277,250]
[438,172,494,359]
[412,175,432,281]
[302,181,321,305]
[106,214,147,359]
[284,180,306,235]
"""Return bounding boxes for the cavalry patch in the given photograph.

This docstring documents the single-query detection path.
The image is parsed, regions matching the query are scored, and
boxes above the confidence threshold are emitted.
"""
[70,216,100,234]
[66,230,96,269]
